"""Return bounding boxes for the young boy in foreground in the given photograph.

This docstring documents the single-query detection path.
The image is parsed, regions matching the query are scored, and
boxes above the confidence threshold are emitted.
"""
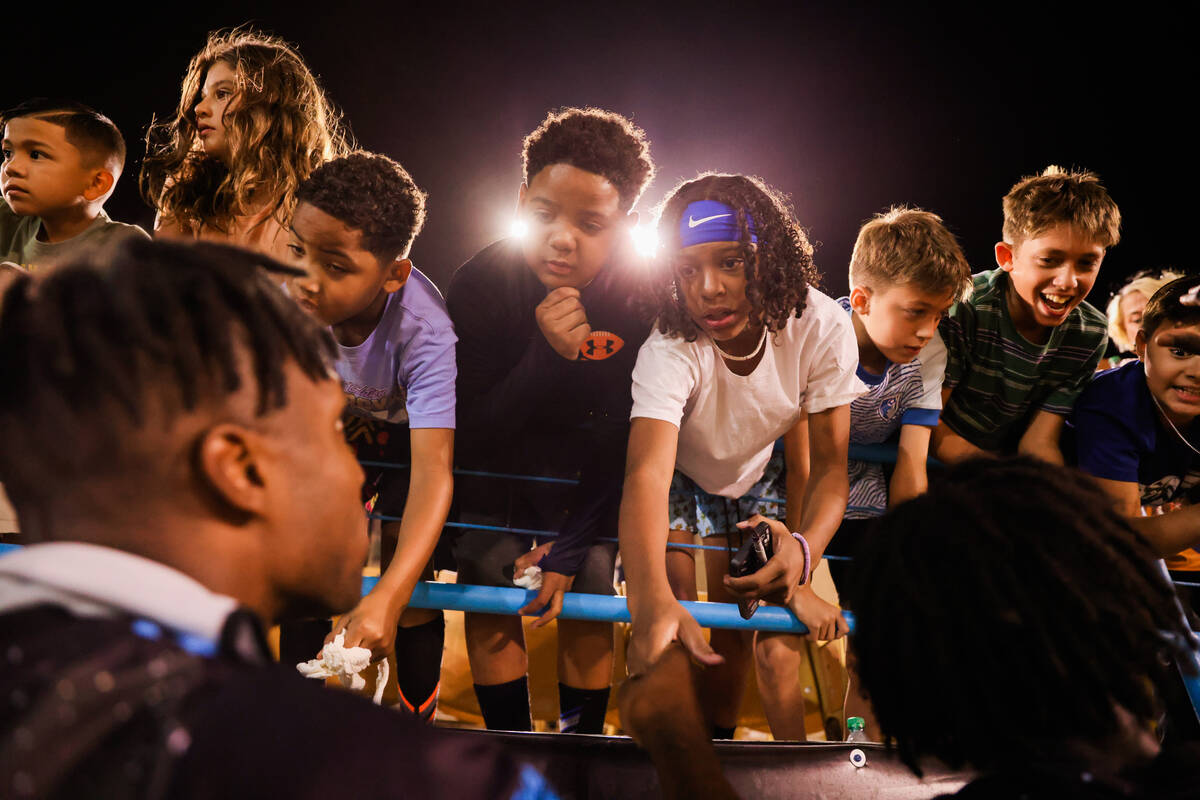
[1,98,147,271]
[933,166,1118,463]
[285,152,456,720]
[829,206,972,736]
[446,107,654,733]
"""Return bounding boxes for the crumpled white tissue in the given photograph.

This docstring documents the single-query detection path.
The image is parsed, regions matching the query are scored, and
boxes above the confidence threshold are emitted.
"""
[514,565,544,590]
[296,631,390,704]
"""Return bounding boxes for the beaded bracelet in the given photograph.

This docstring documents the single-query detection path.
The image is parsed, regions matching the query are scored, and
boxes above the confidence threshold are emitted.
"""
[791,532,812,586]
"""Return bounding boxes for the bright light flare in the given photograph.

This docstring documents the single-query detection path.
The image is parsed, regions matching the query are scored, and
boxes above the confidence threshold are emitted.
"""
[631,225,658,259]
[509,218,529,239]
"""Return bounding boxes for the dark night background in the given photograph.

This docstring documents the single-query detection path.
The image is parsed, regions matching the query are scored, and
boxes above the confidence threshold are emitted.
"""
[4,2,1183,302]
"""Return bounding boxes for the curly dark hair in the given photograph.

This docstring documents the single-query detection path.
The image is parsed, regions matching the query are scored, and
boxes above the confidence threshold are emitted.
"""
[295,151,427,263]
[0,237,336,520]
[645,173,817,341]
[848,457,1196,776]
[522,107,654,212]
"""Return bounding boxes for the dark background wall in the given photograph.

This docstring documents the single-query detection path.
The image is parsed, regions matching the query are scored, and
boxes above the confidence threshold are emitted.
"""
[4,1,1184,301]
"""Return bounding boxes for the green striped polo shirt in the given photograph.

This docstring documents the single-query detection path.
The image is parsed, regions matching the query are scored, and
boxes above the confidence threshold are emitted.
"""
[939,268,1107,453]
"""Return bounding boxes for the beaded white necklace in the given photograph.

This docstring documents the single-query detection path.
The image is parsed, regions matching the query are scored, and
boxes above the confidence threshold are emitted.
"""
[713,325,767,362]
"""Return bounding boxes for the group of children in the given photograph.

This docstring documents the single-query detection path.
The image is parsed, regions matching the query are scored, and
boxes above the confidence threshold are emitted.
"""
[3,27,1197,745]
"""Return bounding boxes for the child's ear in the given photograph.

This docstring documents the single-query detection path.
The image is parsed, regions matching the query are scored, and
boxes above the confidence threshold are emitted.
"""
[1134,328,1147,361]
[382,258,412,295]
[995,241,1015,272]
[83,168,115,202]
[849,286,872,314]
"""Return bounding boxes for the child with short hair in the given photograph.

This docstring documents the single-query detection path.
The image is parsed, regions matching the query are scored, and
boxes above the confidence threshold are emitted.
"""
[620,172,864,740]
[446,107,654,733]
[142,29,349,261]
[1073,274,1200,612]
[1,98,148,271]
[284,151,455,721]
[934,166,1119,464]
[827,206,972,738]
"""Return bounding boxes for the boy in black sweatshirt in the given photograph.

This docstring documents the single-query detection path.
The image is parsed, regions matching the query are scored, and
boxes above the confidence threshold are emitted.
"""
[446,107,654,734]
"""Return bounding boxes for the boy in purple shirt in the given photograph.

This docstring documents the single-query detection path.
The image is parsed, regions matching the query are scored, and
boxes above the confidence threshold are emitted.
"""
[286,152,455,721]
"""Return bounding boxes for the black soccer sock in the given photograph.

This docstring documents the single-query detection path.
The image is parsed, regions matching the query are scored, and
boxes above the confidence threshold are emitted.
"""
[394,613,445,722]
[713,725,736,740]
[557,683,611,734]
[473,676,532,731]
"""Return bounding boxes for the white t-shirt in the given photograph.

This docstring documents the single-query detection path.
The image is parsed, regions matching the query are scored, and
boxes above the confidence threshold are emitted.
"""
[631,287,866,497]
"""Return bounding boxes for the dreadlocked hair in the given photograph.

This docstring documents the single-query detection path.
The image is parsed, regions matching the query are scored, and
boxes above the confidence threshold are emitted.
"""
[848,457,1195,776]
[0,237,337,515]
[140,28,351,237]
[644,173,817,341]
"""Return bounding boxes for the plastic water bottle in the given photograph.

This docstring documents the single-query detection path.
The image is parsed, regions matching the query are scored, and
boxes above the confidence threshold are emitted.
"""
[845,716,868,743]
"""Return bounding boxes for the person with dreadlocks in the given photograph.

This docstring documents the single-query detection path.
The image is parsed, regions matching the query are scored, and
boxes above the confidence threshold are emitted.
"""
[619,173,864,740]
[141,29,350,262]
[0,239,556,799]
[1073,274,1200,617]
[618,458,1200,798]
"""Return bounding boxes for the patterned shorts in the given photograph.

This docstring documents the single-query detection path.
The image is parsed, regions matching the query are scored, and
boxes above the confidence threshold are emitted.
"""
[668,452,786,538]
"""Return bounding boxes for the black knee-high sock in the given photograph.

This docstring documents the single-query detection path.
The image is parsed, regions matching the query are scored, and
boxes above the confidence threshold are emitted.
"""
[473,676,532,731]
[713,725,736,740]
[557,683,611,734]
[393,613,444,721]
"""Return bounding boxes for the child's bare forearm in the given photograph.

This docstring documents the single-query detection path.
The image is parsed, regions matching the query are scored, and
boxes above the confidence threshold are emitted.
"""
[370,430,454,607]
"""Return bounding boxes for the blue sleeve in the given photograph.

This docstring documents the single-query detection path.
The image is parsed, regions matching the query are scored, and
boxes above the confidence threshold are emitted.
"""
[1072,381,1142,484]
[398,294,458,430]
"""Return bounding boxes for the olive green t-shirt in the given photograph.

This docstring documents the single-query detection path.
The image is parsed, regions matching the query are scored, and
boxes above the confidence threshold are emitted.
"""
[0,201,149,272]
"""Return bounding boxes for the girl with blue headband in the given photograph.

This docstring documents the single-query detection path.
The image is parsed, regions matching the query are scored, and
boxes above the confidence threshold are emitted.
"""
[618,173,864,740]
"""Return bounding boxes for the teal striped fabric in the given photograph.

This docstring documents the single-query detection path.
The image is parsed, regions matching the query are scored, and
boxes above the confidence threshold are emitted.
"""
[939,268,1106,452]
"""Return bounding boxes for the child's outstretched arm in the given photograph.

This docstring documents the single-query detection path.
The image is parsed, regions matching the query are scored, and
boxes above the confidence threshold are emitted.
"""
[890,424,934,507]
[931,387,992,463]
[1090,475,1200,560]
[782,404,852,640]
[620,417,723,673]
[335,428,454,660]
[793,404,851,562]
[1017,410,1067,465]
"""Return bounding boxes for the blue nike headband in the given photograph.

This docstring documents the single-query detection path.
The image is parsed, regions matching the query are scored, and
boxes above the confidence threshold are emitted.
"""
[678,200,758,247]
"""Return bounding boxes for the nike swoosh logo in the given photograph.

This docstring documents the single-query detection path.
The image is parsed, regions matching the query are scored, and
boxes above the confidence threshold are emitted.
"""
[688,213,731,228]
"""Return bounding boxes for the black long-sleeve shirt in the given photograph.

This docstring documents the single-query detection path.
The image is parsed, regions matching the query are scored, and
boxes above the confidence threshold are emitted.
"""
[446,239,649,576]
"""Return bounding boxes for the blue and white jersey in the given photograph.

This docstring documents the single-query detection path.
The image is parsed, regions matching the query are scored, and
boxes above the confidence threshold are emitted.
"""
[839,297,946,518]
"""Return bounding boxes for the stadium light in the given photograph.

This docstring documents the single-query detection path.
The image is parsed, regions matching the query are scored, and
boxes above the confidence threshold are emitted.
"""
[631,224,658,258]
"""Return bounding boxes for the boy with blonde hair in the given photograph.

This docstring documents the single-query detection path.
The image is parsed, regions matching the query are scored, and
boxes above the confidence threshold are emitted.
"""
[1,98,147,271]
[934,166,1118,463]
[818,206,971,737]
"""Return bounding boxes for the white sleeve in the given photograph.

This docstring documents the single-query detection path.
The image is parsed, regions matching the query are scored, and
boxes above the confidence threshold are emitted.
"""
[630,332,698,427]
[804,300,867,414]
[914,330,947,410]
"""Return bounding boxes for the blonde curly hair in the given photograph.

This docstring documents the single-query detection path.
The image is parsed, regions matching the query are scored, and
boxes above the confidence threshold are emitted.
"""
[141,28,351,237]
